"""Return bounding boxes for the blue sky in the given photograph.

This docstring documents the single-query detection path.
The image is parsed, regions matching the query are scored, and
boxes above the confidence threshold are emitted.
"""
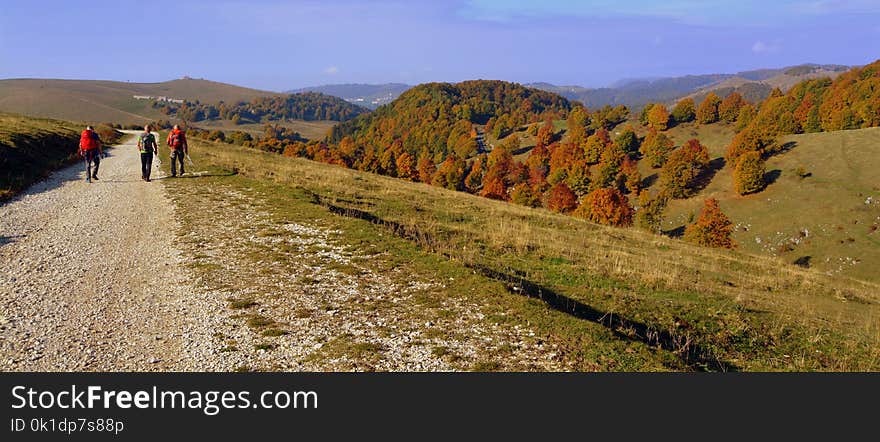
[1,0,878,91]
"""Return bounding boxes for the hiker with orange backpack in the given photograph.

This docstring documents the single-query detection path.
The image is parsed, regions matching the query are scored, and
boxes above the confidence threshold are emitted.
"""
[79,126,103,183]
[166,124,188,177]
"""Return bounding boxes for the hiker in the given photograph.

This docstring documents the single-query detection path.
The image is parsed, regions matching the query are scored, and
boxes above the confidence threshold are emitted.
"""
[79,126,103,182]
[166,124,188,177]
[137,124,158,182]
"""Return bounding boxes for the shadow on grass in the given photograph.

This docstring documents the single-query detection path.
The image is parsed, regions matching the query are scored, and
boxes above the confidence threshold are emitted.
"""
[766,141,797,158]
[692,157,725,193]
[312,194,738,372]
[466,263,739,372]
[662,225,686,239]
[641,173,658,188]
[764,169,782,187]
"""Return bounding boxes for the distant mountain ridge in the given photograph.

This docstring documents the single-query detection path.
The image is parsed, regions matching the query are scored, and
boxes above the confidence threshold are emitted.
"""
[288,83,411,109]
[529,63,851,110]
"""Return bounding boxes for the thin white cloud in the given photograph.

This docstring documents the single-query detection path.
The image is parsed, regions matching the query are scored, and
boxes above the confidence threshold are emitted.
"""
[324,66,339,75]
[751,40,780,54]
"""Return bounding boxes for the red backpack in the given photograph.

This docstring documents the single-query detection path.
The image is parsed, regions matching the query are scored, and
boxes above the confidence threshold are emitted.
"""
[80,130,98,150]
[169,130,184,149]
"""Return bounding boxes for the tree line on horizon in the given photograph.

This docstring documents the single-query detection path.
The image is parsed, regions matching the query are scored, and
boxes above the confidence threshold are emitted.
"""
[151,91,368,124]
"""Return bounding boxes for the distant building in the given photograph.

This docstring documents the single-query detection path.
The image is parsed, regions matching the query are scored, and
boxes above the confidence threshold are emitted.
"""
[133,95,184,104]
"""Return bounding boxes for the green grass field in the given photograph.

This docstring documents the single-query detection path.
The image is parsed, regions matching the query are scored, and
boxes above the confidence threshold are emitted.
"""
[174,136,880,370]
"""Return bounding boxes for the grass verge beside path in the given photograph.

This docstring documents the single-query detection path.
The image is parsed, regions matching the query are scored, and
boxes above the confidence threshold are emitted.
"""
[164,138,880,371]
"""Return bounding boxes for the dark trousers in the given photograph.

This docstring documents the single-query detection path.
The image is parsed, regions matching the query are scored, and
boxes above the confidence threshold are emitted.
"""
[140,152,153,179]
[83,149,100,179]
[170,150,185,176]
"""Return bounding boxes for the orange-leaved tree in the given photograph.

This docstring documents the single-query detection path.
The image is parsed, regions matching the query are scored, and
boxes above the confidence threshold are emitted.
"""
[640,128,675,168]
[416,152,436,184]
[684,198,736,248]
[733,150,766,195]
[573,187,633,226]
[536,119,555,148]
[647,103,671,131]
[396,151,416,181]
[545,182,578,213]
[671,98,696,124]
[659,138,709,198]
[697,92,721,124]
[718,92,747,123]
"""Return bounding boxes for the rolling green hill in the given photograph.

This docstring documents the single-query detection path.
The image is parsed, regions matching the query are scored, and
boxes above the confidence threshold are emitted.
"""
[0,78,282,124]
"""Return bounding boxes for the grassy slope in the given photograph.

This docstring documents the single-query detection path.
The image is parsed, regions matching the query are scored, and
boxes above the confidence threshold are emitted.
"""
[0,113,83,200]
[641,125,880,283]
[175,136,880,371]
[466,119,879,284]
[0,78,282,124]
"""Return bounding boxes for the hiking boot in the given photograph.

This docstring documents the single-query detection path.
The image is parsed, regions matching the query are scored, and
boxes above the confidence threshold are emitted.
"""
[92,175,99,181]
[146,177,151,182]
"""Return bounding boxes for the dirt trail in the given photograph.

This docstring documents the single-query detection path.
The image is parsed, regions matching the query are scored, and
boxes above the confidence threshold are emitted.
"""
[0,131,215,371]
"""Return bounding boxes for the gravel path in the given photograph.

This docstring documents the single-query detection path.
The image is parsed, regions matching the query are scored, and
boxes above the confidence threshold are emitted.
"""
[0,131,216,371]
[0,131,559,372]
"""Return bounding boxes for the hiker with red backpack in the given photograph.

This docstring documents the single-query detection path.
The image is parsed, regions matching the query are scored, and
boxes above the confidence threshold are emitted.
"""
[166,125,188,177]
[79,126,103,183]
